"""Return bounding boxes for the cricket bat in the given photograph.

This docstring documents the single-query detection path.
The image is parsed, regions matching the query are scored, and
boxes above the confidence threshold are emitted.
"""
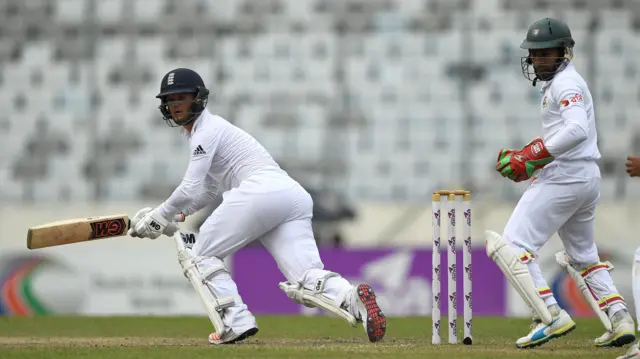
[27,213,184,250]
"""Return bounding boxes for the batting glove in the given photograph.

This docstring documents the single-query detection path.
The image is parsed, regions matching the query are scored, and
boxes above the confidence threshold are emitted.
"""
[132,209,169,240]
[129,207,184,238]
[129,207,153,234]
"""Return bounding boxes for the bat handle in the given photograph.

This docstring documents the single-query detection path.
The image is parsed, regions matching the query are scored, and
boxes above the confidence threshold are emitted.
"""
[127,212,186,228]
[174,230,186,252]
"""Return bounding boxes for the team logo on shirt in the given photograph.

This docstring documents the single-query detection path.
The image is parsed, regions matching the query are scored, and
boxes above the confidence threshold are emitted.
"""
[542,95,548,108]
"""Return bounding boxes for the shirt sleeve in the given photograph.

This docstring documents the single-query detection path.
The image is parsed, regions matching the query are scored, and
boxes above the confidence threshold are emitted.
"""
[158,129,220,218]
[182,181,218,216]
[545,81,589,157]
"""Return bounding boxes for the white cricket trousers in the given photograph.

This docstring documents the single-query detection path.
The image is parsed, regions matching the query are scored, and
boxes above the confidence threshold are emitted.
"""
[502,163,626,314]
[192,176,354,332]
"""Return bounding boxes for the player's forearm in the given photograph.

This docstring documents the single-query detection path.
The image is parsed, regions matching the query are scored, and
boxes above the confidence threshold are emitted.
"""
[182,188,217,216]
[158,180,203,218]
[545,107,588,157]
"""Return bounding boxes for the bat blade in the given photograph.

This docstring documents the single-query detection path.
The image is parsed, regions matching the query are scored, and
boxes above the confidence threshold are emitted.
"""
[27,214,130,249]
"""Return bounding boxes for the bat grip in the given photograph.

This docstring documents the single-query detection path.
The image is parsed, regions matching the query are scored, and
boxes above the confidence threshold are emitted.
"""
[127,212,186,228]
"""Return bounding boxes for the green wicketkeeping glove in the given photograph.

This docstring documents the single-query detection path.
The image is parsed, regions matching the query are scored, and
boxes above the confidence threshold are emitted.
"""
[495,138,554,182]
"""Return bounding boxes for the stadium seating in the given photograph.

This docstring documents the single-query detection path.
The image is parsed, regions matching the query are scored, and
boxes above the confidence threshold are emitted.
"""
[1,0,639,203]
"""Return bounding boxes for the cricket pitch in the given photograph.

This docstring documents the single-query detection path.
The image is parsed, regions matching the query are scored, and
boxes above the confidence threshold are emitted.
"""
[0,315,630,358]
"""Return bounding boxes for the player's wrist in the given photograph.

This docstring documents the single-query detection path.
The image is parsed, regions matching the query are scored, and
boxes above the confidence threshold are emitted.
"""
[154,206,174,223]
[522,138,553,161]
[156,203,182,221]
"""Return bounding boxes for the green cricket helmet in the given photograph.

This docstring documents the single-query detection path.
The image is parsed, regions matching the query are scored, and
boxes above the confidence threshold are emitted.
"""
[520,18,575,86]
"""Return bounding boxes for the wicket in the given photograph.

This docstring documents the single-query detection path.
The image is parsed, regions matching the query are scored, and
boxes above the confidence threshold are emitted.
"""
[431,190,472,345]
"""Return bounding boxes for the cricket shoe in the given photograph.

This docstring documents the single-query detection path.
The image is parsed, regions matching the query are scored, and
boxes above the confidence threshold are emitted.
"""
[617,340,640,359]
[208,327,258,345]
[351,284,387,343]
[595,309,636,347]
[515,308,576,348]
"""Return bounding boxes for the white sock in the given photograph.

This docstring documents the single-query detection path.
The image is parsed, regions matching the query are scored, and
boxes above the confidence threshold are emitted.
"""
[582,265,627,315]
[527,261,558,307]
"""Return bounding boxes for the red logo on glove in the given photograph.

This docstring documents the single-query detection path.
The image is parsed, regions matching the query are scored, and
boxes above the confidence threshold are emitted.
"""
[530,142,542,156]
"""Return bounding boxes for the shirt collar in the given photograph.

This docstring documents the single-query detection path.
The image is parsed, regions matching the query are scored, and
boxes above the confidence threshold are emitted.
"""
[182,109,208,138]
[540,62,574,93]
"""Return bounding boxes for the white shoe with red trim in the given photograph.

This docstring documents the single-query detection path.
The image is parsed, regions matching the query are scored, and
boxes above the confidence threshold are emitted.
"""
[208,327,258,345]
[350,284,387,343]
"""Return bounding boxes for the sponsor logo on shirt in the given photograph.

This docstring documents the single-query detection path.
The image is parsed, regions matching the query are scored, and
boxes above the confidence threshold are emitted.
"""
[192,145,206,156]
[561,93,583,107]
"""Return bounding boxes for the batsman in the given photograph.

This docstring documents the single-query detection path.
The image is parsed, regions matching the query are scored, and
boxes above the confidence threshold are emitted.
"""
[125,68,386,344]
[486,18,636,349]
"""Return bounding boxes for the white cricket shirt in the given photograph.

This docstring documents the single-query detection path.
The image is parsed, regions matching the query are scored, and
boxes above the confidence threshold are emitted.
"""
[158,109,294,218]
[537,62,601,181]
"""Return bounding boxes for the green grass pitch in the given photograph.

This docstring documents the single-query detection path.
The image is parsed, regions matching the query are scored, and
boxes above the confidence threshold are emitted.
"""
[0,315,633,358]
